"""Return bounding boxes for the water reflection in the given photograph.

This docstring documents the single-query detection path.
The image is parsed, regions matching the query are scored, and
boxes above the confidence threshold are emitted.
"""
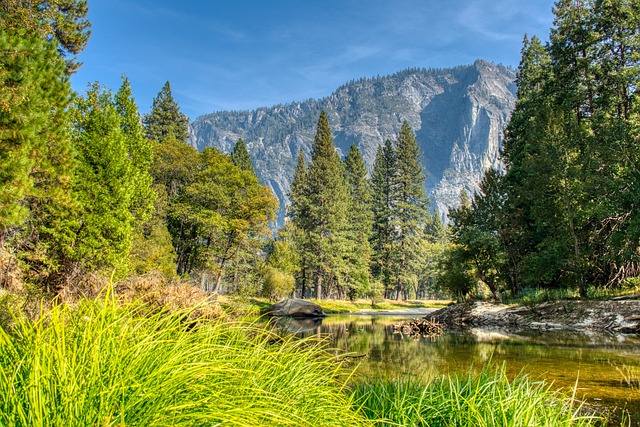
[286,313,640,424]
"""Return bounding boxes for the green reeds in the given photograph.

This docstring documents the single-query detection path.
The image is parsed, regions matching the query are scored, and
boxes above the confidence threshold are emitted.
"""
[0,291,368,427]
[352,367,601,427]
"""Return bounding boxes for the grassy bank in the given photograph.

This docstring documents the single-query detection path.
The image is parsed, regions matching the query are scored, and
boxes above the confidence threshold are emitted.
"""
[0,291,367,427]
[0,290,606,426]
[218,296,451,317]
[313,298,451,314]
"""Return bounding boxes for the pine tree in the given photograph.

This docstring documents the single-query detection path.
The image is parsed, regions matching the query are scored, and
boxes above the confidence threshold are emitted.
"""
[230,138,255,173]
[0,0,91,74]
[370,140,397,298]
[0,28,78,289]
[71,84,137,275]
[425,209,447,244]
[143,81,190,143]
[343,143,372,299]
[115,77,156,224]
[305,111,350,299]
[288,148,312,298]
[391,121,429,300]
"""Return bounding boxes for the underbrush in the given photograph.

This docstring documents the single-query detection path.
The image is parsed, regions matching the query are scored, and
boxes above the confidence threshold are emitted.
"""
[0,291,368,427]
[351,367,602,427]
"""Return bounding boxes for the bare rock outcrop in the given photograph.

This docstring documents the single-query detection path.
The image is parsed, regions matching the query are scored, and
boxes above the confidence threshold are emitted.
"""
[190,60,516,225]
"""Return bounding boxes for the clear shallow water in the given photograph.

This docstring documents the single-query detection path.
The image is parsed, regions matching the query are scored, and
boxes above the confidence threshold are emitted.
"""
[275,313,640,425]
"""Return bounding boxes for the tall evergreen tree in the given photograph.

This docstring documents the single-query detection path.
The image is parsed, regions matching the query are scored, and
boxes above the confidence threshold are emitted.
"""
[0,0,91,74]
[370,140,397,298]
[0,28,77,288]
[288,148,312,298]
[230,138,255,173]
[115,77,155,224]
[459,1,640,298]
[71,83,138,275]
[143,81,190,143]
[391,121,429,300]
[305,111,350,299]
[343,143,372,299]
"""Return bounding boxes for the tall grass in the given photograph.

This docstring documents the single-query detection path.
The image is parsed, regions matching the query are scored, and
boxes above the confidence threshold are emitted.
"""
[0,290,369,427]
[351,367,601,427]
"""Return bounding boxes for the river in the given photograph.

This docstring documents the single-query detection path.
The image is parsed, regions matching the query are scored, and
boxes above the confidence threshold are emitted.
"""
[274,312,640,425]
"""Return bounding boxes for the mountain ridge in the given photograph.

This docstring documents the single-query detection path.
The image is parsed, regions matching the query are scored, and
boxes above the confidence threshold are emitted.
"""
[189,59,517,224]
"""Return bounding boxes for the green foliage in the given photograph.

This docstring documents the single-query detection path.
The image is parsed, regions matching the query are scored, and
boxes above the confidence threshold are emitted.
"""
[72,85,133,273]
[370,140,397,296]
[352,366,599,427]
[0,0,91,74]
[454,2,640,298]
[368,124,431,300]
[128,185,177,278]
[230,138,255,173]
[71,82,156,277]
[169,148,278,290]
[449,169,507,300]
[262,265,295,301]
[343,144,373,299]
[143,81,190,143]
[0,293,369,427]
[391,121,430,299]
[150,137,200,197]
[115,76,155,224]
[0,29,71,232]
[437,244,476,301]
[290,112,351,299]
[0,28,78,289]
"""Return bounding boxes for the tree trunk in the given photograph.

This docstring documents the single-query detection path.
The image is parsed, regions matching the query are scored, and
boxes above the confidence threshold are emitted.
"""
[200,271,208,292]
[301,266,307,299]
[315,274,322,300]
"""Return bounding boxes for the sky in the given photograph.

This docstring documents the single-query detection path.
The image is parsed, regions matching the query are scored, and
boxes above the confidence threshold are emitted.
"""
[70,0,557,120]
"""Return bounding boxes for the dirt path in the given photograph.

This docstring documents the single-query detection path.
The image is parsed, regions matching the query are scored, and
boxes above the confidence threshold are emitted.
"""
[429,300,640,333]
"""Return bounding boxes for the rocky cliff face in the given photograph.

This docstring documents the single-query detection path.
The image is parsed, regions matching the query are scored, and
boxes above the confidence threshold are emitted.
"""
[190,60,517,224]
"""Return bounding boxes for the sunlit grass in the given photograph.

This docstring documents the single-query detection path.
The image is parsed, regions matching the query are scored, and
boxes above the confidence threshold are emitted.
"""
[313,298,451,314]
[217,295,451,317]
[0,290,369,427]
[351,366,602,427]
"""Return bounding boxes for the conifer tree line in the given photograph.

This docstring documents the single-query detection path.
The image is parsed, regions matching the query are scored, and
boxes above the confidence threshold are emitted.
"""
[0,2,278,295]
[7,0,638,303]
[445,0,640,300]
[286,113,447,300]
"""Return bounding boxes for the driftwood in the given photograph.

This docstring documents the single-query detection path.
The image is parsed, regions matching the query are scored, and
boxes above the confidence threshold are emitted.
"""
[393,317,444,339]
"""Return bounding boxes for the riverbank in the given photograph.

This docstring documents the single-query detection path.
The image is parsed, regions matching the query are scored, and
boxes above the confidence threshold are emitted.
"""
[429,299,640,333]
[218,296,450,317]
[0,291,608,427]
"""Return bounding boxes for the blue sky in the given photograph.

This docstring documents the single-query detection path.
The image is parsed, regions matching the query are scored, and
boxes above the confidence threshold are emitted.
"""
[71,0,556,120]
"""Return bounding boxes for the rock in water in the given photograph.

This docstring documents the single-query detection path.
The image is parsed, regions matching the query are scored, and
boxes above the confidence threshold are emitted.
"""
[268,298,326,318]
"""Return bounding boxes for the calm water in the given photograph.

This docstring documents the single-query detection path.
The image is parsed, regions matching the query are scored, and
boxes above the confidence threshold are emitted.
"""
[275,313,640,424]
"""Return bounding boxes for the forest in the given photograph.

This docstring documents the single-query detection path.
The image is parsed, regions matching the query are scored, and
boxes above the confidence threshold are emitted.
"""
[2,1,640,305]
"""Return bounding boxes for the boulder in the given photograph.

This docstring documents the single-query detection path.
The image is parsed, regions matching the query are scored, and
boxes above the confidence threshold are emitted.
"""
[268,298,326,318]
